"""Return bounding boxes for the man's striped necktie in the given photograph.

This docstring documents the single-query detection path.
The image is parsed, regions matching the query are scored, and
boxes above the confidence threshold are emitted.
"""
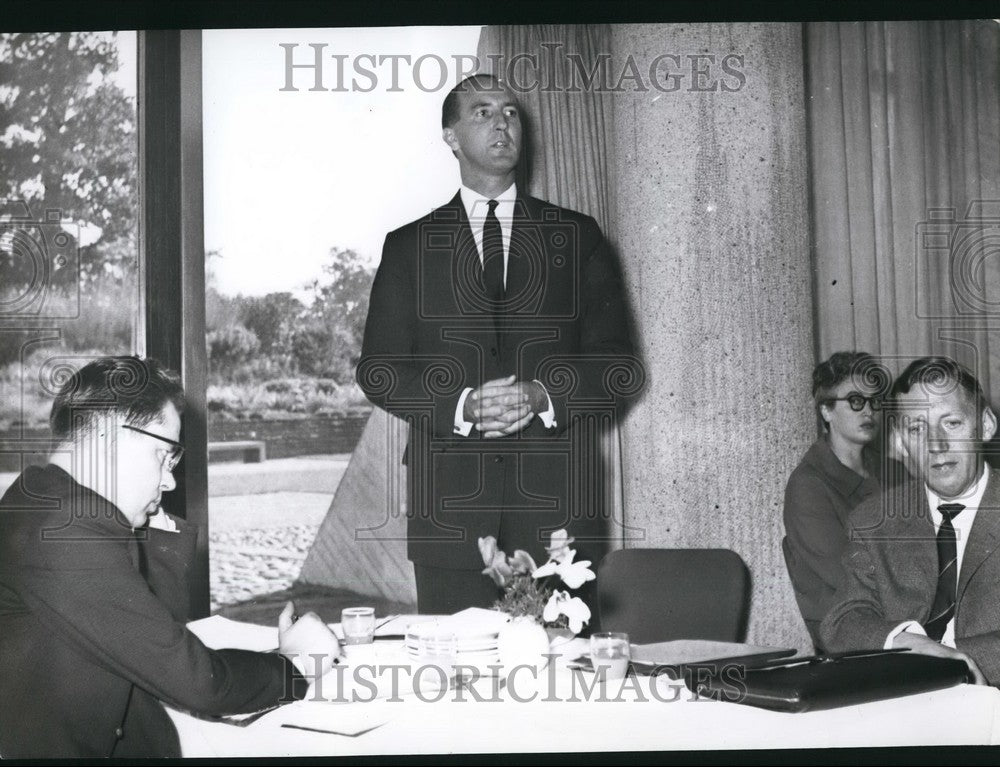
[925,502,965,641]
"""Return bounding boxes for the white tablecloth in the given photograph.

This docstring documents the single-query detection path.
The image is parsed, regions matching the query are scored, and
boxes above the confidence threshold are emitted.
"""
[167,616,1000,756]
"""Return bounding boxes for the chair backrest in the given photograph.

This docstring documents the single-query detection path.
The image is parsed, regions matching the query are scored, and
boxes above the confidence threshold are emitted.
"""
[597,548,750,643]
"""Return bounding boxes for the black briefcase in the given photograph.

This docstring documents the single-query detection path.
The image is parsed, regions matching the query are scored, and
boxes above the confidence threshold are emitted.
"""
[685,649,973,713]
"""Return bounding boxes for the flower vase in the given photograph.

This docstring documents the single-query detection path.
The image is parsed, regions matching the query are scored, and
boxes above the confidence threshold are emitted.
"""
[497,616,551,671]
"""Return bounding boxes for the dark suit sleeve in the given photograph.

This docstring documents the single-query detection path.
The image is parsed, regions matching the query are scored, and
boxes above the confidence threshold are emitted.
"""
[783,471,847,623]
[535,216,637,435]
[955,631,1000,684]
[357,229,467,440]
[819,501,906,652]
[13,535,305,717]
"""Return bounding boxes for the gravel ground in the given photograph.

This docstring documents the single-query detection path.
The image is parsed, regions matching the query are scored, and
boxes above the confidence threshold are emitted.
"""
[209,491,332,611]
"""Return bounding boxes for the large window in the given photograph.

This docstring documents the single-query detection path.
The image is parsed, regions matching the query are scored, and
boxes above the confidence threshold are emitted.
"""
[202,27,481,611]
[0,31,138,484]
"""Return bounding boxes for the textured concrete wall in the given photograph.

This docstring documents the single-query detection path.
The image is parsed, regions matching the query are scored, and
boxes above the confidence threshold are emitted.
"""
[611,23,815,650]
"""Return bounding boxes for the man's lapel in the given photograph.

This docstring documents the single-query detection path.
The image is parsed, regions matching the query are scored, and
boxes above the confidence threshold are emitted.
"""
[440,192,489,316]
[958,468,1000,599]
[505,195,545,315]
[886,480,938,594]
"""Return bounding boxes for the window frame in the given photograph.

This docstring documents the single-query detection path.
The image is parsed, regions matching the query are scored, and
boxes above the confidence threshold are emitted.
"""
[138,30,210,618]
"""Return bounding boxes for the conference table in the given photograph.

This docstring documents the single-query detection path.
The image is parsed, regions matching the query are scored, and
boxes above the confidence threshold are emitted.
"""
[167,615,1000,756]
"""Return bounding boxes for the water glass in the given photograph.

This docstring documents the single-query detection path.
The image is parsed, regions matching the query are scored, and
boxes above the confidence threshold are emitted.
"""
[341,606,376,645]
[419,631,458,684]
[590,632,630,680]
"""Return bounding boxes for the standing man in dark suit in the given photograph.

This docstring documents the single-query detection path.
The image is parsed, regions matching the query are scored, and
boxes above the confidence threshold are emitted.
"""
[821,357,998,684]
[0,356,341,758]
[357,75,636,615]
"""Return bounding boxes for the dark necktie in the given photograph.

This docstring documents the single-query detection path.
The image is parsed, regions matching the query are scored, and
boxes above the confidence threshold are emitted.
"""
[482,199,504,304]
[925,502,965,641]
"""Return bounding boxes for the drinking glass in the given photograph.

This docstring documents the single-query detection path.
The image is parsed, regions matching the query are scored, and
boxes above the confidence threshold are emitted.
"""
[590,632,630,680]
[419,631,458,686]
[341,606,376,645]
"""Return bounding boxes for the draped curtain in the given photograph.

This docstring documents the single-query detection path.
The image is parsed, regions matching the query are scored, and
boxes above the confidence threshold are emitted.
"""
[476,25,616,236]
[806,20,1000,399]
[477,24,629,549]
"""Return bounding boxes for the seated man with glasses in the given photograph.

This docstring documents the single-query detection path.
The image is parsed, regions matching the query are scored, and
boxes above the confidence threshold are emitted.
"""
[0,356,340,758]
[782,351,891,649]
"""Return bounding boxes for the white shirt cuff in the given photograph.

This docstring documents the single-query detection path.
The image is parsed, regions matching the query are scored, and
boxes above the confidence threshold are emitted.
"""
[454,387,474,436]
[885,620,926,649]
[532,380,557,429]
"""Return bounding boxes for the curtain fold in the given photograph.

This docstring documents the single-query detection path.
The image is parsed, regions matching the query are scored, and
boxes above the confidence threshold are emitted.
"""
[477,24,628,550]
[477,25,615,237]
[806,20,1000,399]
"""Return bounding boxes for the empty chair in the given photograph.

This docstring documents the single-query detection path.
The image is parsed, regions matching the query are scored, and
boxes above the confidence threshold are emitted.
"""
[597,549,750,643]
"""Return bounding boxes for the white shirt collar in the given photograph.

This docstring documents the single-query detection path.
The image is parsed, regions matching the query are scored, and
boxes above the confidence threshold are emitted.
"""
[926,464,988,554]
[925,464,990,516]
[923,465,989,647]
[459,182,517,224]
[458,183,516,267]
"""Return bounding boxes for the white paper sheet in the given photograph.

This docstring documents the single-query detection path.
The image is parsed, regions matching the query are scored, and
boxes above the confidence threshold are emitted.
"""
[268,699,394,737]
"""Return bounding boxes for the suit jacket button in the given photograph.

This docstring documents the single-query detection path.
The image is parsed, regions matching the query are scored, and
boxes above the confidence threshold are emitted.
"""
[115,727,124,738]
[490,347,497,357]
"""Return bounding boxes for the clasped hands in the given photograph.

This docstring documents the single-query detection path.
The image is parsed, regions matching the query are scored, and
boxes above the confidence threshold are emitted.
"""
[463,375,549,438]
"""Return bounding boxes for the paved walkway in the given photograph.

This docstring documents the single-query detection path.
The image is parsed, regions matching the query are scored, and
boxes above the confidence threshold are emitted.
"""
[209,491,331,611]
[208,456,350,612]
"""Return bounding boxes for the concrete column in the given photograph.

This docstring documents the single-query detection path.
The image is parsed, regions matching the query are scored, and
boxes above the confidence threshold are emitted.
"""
[611,23,815,649]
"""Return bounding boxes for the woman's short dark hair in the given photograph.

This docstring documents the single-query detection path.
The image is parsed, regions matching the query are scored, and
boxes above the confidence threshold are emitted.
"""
[49,356,185,441]
[812,351,888,430]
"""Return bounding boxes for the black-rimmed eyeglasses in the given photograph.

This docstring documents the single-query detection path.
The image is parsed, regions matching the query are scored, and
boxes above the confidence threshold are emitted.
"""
[826,393,883,412]
[122,424,184,471]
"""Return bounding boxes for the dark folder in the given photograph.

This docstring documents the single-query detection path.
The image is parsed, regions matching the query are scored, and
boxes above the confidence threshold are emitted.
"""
[686,649,973,713]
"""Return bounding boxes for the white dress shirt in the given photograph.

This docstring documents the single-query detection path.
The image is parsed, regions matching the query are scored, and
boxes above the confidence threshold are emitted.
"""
[885,465,989,649]
[452,182,556,436]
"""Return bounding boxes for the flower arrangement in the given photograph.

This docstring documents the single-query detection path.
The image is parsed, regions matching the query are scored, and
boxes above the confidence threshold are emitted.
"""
[477,529,595,634]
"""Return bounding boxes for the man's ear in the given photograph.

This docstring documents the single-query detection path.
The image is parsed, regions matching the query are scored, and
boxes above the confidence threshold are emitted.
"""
[93,410,118,439]
[891,425,908,464]
[981,406,997,444]
[442,127,458,151]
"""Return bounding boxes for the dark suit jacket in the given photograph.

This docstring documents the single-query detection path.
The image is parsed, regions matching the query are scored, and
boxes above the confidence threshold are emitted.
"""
[0,464,305,758]
[357,191,636,572]
[821,469,1000,684]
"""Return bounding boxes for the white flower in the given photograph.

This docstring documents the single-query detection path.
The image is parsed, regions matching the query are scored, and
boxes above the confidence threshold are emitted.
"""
[508,549,538,575]
[545,529,576,563]
[478,536,498,567]
[478,536,512,588]
[532,548,596,589]
[542,590,592,634]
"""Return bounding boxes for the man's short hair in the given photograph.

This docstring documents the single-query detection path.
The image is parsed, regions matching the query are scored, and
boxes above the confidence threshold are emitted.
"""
[889,356,987,413]
[49,356,185,441]
[441,73,505,129]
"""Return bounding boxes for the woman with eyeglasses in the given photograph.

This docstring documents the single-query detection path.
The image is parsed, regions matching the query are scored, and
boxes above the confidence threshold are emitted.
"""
[782,351,889,651]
